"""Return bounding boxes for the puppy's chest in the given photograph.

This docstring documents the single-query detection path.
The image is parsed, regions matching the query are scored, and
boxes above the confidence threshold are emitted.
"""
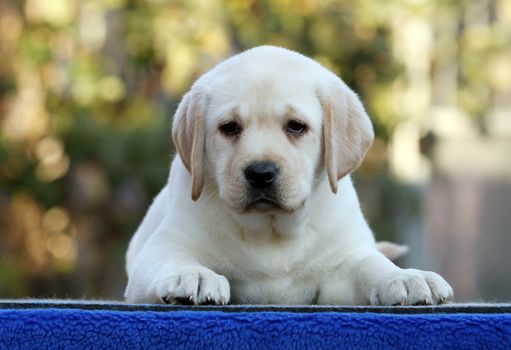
[230,273,318,304]
[217,243,328,304]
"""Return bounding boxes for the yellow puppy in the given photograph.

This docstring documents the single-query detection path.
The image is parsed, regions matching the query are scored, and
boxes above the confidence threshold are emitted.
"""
[124,46,452,306]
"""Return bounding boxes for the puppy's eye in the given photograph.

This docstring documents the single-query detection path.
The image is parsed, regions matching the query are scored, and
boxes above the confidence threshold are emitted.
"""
[219,122,241,136]
[286,120,307,135]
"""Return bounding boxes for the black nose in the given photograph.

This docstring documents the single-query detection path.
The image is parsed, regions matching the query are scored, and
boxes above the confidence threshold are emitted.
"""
[244,161,279,189]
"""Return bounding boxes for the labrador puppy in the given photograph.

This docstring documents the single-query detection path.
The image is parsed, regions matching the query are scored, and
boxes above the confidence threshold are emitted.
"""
[124,46,453,305]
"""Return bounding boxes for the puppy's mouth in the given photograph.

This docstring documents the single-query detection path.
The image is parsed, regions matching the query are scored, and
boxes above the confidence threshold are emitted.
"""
[243,194,283,213]
[246,198,280,210]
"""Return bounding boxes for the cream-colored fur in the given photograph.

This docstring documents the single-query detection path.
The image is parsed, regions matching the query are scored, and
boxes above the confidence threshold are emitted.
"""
[124,46,453,305]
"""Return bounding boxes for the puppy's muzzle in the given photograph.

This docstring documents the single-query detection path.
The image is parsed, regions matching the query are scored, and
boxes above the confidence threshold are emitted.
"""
[243,161,280,189]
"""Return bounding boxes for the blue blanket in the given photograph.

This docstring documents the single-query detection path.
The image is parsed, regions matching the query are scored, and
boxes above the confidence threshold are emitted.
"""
[1,304,510,349]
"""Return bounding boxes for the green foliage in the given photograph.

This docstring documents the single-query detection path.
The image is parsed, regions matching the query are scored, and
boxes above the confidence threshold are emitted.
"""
[0,0,505,299]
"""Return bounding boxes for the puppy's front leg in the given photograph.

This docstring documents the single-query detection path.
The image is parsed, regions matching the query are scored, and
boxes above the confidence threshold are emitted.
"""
[152,260,230,305]
[353,252,453,305]
[125,233,230,305]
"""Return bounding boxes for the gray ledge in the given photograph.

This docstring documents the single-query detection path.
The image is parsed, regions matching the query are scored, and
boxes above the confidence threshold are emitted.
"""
[1,299,510,314]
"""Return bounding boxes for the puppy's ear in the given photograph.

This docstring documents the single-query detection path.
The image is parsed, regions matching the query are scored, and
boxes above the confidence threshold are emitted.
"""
[319,80,374,193]
[172,90,207,201]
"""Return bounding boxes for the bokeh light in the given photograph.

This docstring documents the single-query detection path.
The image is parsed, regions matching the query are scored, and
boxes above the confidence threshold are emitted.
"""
[0,0,510,301]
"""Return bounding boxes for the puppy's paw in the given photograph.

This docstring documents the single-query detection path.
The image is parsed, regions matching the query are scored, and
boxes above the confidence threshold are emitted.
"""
[153,266,230,305]
[370,269,453,306]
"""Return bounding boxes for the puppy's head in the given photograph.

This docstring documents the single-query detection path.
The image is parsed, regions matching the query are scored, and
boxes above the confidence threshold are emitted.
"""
[172,46,374,214]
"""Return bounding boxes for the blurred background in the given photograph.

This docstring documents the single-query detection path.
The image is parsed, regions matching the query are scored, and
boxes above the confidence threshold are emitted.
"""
[0,0,510,302]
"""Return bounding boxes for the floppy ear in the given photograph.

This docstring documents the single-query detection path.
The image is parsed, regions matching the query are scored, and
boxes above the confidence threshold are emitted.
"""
[171,90,207,201]
[319,80,374,193]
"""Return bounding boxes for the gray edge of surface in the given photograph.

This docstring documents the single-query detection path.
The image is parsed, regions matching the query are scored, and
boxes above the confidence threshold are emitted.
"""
[0,300,510,314]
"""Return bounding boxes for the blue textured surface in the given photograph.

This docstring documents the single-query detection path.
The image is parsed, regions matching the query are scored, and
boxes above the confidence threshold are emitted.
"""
[1,308,511,349]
